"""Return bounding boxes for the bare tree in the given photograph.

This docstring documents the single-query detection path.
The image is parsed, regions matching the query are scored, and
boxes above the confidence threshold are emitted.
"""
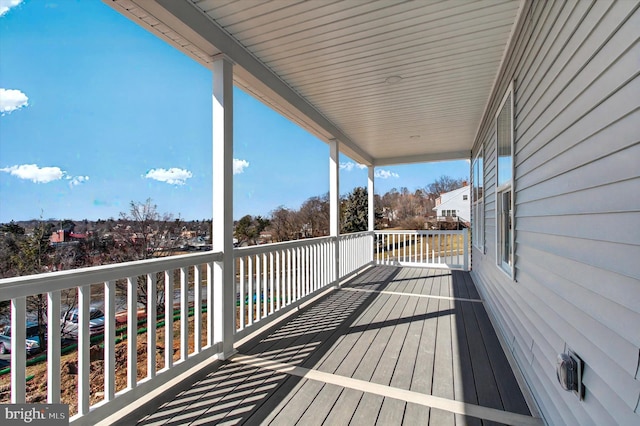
[10,220,54,351]
[113,199,182,314]
[299,194,330,237]
[269,207,300,242]
[426,175,466,196]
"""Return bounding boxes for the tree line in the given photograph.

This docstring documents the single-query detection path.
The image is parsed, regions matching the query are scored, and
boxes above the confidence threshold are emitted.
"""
[0,176,466,278]
[235,175,467,244]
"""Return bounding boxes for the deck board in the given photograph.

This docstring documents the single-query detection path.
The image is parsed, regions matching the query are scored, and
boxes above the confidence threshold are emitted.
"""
[452,298,482,426]
[322,388,363,425]
[268,378,323,425]
[431,294,456,426]
[404,278,435,425]
[294,382,341,426]
[351,392,384,423]
[122,266,539,426]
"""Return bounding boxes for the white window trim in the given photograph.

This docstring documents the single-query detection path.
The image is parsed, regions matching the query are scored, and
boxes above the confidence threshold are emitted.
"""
[472,148,484,251]
[495,82,515,279]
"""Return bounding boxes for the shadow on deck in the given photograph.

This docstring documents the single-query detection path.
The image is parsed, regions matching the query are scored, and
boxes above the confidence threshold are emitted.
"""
[114,266,542,426]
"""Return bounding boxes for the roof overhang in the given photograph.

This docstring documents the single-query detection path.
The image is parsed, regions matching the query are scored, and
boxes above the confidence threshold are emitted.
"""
[104,0,525,166]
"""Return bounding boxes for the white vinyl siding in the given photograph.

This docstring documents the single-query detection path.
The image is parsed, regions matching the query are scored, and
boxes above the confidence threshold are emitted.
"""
[470,1,640,425]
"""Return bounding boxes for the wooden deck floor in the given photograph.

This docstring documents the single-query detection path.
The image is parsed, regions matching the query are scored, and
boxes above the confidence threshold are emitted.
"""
[122,266,542,426]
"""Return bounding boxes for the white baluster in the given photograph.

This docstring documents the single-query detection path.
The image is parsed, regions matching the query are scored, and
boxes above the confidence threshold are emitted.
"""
[10,296,26,403]
[78,284,90,415]
[256,255,261,322]
[47,290,61,404]
[127,277,137,390]
[180,267,188,361]
[248,256,253,325]
[165,270,174,368]
[239,257,245,330]
[147,273,157,378]
[194,265,202,353]
[104,280,116,401]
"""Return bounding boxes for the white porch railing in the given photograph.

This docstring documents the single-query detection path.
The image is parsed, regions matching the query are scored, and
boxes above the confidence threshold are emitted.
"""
[0,251,222,426]
[0,229,467,425]
[339,231,375,278]
[233,236,335,340]
[374,230,469,270]
[234,232,377,341]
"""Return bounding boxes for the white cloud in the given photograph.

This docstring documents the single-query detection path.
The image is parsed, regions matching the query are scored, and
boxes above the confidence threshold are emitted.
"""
[233,158,249,175]
[145,168,193,185]
[0,164,64,183]
[0,88,29,114]
[1,163,90,187]
[68,175,89,187]
[375,169,400,179]
[0,0,22,17]
[339,162,367,172]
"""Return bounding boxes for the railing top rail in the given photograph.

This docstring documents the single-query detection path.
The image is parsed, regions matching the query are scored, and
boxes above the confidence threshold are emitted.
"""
[374,229,467,235]
[0,250,223,302]
[338,231,375,239]
[234,235,335,257]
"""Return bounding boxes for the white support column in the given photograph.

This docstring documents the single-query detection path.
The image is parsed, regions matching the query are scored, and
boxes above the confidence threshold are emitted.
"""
[368,166,375,264]
[329,139,340,286]
[368,166,375,232]
[213,56,236,359]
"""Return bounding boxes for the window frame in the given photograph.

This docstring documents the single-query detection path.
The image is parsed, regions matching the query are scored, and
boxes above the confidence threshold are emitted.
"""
[472,148,484,251]
[495,82,515,278]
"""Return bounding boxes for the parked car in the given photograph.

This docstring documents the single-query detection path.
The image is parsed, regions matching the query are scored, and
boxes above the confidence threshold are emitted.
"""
[61,307,105,339]
[0,322,42,356]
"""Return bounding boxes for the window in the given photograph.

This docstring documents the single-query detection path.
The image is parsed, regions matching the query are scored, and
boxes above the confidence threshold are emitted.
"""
[472,149,484,250]
[463,195,468,201]
[496,84,514,276]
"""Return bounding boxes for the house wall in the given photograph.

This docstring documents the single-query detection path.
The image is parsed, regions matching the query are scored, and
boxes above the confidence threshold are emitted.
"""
[434,186,471,221]
[470,1,639,425]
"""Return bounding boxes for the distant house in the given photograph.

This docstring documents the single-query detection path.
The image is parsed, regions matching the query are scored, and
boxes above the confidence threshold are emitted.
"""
[258,231,272,244]
[181,229,196,239]
[433,185,470,226]
[184,236,212,251]
[50,229,87,245]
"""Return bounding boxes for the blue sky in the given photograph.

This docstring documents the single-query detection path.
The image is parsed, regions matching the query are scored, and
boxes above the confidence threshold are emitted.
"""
[0,1,469,223]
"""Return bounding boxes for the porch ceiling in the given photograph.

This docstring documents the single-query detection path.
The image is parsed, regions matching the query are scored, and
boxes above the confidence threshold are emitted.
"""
[105,0,522,166]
